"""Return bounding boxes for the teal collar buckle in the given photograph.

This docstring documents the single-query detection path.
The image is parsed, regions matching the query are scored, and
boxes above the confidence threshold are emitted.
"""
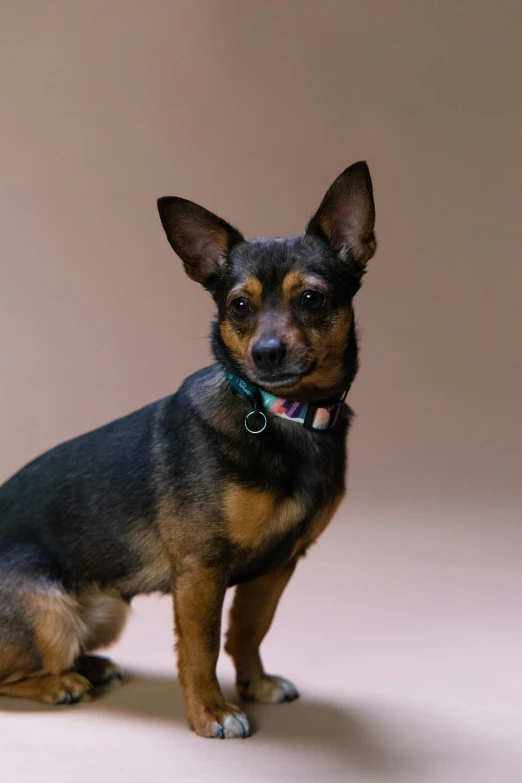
[224,370,347,435]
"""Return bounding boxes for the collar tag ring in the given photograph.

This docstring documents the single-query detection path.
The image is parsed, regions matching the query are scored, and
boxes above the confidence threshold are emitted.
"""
[245,410,267,434]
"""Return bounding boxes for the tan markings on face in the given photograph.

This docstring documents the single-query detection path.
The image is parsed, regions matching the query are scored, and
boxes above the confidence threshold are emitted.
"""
[300,307,352,395]
[220,278,264,366]
[280,272,342,387]
[223,484,305,549]
[220,320,253,366]
[281,272,327,304]
[265,305,352,401]
[256,302,352,402]
[281,270,307,302]
[234,277,263,309]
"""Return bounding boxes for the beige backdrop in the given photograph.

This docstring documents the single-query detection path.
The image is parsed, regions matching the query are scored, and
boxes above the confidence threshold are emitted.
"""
[1,3,522,782]
[2,0,520,503]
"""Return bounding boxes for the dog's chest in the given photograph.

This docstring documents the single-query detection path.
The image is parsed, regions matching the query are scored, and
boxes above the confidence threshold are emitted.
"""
[223,483,307,550]
[226,485,344,586]
[222,432,344,554]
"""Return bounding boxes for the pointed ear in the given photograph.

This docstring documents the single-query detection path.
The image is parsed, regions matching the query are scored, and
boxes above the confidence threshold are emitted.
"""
[157,197,244,285]
[306,161,376,267]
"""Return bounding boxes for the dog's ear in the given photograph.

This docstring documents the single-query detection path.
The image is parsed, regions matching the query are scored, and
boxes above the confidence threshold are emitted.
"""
[157,197,244,285]
[306,161,376,267]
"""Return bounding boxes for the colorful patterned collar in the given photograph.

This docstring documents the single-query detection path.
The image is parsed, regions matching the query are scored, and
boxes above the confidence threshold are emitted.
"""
[224,370,347,434]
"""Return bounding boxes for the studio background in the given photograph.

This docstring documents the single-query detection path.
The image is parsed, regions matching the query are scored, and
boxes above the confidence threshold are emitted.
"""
[1,2,521,782]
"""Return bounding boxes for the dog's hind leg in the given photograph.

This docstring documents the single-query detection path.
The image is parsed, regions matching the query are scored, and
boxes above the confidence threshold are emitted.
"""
[74,590,129,686]
[0,572,91,704]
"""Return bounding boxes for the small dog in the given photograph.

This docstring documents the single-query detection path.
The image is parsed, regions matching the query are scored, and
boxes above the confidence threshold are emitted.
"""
[0,162,376,738]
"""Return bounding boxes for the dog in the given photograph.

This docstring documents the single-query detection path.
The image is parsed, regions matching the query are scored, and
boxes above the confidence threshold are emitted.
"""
[0,161,376,738]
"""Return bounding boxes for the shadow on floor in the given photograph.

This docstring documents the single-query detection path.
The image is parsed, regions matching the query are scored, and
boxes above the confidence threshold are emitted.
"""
[0,670,422,779]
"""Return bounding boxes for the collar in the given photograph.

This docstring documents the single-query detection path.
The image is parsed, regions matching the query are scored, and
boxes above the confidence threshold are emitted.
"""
[224,370,348,434]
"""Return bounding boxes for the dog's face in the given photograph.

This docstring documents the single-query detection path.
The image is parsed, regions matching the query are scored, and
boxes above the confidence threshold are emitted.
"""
[158,162,376,401]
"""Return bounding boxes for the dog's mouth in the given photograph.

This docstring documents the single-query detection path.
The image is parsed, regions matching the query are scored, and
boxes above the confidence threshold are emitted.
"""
[250,362,317,392]
[255,373,303,390]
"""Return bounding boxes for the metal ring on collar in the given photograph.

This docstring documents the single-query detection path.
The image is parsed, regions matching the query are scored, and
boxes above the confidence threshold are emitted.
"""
[244,410,267,434]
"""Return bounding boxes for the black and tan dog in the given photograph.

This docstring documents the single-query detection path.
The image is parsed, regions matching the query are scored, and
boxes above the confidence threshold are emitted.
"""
[0,162,376,738]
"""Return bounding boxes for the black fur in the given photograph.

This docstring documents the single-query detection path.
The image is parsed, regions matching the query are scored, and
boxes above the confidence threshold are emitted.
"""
[0,162,376,728]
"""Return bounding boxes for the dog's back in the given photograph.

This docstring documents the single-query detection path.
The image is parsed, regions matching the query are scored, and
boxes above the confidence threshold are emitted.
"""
[0,399,163,589]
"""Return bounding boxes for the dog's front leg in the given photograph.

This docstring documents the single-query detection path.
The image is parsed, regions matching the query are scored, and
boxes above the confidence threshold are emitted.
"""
[172,560,250,739]
[225,562,299,704]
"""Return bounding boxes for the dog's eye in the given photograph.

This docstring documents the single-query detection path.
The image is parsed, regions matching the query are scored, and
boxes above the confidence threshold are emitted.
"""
[300,290,325,311]
[230,297,251,318]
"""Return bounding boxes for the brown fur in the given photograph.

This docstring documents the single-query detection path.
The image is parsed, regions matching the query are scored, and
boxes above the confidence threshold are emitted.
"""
[281,271,326,303]
[222,484,305,549]
[281,270,307,301]
[173,562,247,737]
[219,320,252,367]
[219,265,353,403]
[25,587,85,675]
[291,491,345,559]
[229,277,264,309]
[225,563,295,701]
[0,672,92,704]
[78,591,129,652]
[0,641,36,685]
[0,584,128,699]
[295,309,353,400]
[0,162,374,733]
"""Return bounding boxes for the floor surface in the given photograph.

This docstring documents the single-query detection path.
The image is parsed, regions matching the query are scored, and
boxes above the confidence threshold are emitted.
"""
[1,501,520,782]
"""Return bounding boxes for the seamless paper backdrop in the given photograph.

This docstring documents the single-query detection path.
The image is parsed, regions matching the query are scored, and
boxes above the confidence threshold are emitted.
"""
[1,3,522,782]
[1,1,520,505]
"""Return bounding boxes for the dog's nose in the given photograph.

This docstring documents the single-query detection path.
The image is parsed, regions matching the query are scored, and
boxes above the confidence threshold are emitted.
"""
[252,338,287,372]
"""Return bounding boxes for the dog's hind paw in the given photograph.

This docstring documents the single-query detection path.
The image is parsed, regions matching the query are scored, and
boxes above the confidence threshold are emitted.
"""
[75,655,123,687]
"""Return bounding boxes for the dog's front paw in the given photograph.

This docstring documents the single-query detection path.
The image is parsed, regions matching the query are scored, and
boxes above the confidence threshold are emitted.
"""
[190,701,251,739]
[239,675,299,704]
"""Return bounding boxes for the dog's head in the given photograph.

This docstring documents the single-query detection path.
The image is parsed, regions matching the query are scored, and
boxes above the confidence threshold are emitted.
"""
[158,162,376,402]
